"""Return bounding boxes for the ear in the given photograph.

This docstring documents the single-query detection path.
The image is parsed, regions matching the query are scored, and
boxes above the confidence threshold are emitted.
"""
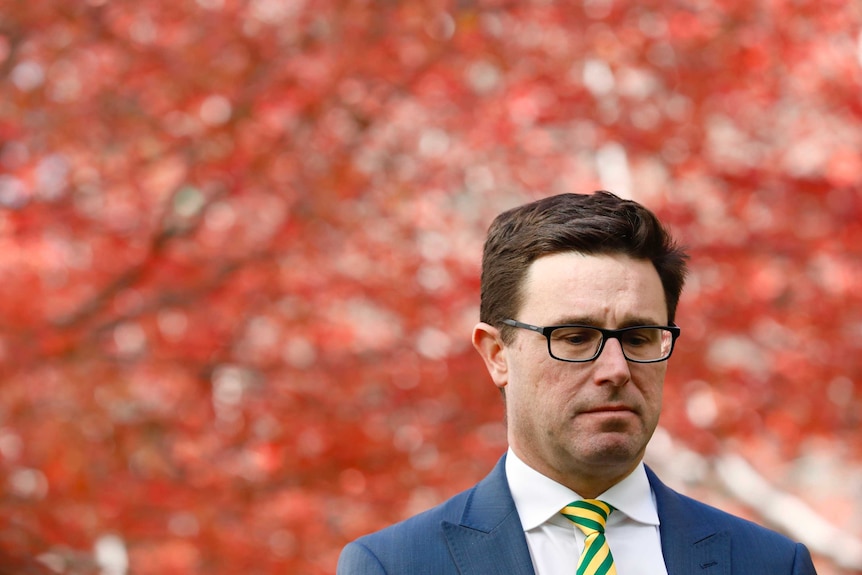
[472,322,509,390]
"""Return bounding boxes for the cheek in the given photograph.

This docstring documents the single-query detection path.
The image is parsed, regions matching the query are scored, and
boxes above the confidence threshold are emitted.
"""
[633,366,666,402]
[509,342,555,383]
[647,385,665,420]
[508,358,568,413]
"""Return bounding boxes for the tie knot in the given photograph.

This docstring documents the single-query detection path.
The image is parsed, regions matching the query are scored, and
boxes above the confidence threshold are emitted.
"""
[561,499,614,534]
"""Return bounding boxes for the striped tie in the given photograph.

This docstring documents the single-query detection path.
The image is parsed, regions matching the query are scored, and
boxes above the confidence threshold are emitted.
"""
[560,499,617,575]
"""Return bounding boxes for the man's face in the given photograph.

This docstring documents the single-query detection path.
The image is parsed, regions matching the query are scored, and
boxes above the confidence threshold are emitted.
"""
[477,252,669,496]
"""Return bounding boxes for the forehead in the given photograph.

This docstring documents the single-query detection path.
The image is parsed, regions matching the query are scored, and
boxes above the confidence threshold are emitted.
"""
[520,252,668,324]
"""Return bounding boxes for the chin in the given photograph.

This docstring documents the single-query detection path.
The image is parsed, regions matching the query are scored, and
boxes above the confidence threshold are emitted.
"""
[580,435,645,466]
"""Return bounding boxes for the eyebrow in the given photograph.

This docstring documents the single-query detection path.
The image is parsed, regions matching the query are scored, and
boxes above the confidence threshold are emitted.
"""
[552,315,666,328]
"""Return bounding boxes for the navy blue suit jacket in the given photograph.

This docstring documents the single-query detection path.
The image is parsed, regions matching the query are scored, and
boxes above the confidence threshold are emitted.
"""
[337,455,817,574]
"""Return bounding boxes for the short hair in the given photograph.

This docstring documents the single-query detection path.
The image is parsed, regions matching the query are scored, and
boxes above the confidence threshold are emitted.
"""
[479,191,688,341]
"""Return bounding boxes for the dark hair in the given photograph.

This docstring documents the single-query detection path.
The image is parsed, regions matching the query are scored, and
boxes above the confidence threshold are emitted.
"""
[479,191,688,341]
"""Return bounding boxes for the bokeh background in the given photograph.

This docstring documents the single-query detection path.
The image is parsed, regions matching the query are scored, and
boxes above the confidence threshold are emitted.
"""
[1,0,861,573]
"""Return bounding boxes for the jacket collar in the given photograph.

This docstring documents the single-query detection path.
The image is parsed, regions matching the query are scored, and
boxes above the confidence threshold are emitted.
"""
[440,457,731,575]
[442,455,536,575]
[646,465,731,574]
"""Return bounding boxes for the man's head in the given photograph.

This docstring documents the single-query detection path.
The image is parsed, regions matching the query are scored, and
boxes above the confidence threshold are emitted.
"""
[472,191,688,497]
[479,191,688,343]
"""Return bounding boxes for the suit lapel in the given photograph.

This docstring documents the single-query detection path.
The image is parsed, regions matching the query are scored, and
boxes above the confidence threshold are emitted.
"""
[442,459,735,575]
[647,466,731,575]
[442,456,536,575]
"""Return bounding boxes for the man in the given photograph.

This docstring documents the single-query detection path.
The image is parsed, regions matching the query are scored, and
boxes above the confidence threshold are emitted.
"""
[337,192,817,574]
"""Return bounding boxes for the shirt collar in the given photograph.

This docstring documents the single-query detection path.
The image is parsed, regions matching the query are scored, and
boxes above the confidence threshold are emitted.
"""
[505,447,660,531]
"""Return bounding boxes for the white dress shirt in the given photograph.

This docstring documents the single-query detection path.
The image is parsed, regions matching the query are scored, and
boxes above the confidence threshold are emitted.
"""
[505,448,669,575]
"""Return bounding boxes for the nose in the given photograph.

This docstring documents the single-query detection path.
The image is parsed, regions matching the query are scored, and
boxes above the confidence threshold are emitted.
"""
[593,337,631,386]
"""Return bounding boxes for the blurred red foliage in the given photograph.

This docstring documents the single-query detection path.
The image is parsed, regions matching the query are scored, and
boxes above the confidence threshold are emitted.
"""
[1,0,860,573]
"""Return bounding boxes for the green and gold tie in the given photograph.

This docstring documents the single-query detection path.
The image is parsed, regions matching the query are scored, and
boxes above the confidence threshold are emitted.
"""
[561,499,617,575]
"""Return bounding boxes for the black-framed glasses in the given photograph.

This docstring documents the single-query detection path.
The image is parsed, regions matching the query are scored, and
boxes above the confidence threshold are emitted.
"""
[501,319,681,363]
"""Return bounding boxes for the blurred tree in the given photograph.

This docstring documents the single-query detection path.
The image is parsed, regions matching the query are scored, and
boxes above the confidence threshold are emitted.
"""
[0,0,860,573]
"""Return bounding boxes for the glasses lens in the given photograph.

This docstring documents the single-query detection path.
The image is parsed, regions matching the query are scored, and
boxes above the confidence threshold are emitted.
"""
[618,327,673,361]
[548,327,604,361]
[549,326,674,362]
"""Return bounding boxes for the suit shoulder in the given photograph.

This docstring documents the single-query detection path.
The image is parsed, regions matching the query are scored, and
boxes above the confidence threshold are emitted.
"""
[336,487,473,574]
[361,486,472,543]
[648,467,800,543]
[660,483,812,552]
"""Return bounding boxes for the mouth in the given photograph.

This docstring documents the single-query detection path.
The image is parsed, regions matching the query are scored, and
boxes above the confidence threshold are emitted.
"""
[581,405,638,421]
[582,405,636,415]
[578,405,639,433]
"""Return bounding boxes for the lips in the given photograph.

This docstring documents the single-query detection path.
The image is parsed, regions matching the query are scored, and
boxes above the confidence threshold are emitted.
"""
[582,405,635,414]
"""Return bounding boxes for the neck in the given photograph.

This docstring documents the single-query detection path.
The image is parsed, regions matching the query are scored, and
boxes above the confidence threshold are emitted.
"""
[511,447,641,499]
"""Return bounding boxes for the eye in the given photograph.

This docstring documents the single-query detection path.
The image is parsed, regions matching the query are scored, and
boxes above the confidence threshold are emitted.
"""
[552,327,601,347]
[621,328,658,347]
